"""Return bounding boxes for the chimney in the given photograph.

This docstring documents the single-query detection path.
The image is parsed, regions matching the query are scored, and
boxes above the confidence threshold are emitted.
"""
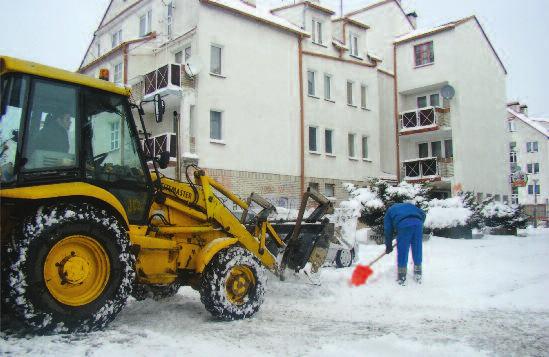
[406,11,418,28]
[241,0,255,7]
[519,105,528,116]
[507,101,521,113]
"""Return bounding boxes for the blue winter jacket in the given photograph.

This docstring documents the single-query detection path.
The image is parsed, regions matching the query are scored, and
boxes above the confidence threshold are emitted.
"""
[384,203,426,246]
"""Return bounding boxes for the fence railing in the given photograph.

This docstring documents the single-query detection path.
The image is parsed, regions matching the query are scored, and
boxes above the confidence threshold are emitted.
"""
[399,106,449,132]
[141,132,177,160]
[403,157,454,179]
[143,63,194,95]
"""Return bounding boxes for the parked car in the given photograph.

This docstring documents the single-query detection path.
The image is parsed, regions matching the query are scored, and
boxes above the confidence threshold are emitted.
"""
[325,227,359,268]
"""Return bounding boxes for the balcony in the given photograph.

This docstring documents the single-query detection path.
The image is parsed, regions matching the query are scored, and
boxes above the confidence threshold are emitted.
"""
[143,63,194,98]
[399,106,450,135]
[141,132,177,166]
[402,157,454,182]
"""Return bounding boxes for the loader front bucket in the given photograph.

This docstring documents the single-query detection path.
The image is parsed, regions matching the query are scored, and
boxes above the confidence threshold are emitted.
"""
[276,188,334,277]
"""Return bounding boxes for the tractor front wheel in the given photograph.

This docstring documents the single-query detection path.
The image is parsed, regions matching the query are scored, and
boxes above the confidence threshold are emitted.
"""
[199,245,266,320]
[5,203,134,333]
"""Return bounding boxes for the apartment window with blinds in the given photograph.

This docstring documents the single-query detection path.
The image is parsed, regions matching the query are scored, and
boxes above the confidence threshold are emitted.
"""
[111,30,122,48]
[444,139,453,158]
[312,19,323,45]
[347,81,354,106]
[113,63,122,84]
[360,85,367,108]
[527,163,540,174]
[361,136,369,159]
[210,45,222,75]
[348,133,356,158]
[414,41,434,66]
[139,10,152,37]
[325,184,335,198]
[349,33,359,57]
[309,126,318,152]
[307,71,316,96]
[210,110,222,140]
[526,141,538,152]
[324,74,332,100]
[110,122,120,150]
[418,143,428,158]
[325,129,333,154]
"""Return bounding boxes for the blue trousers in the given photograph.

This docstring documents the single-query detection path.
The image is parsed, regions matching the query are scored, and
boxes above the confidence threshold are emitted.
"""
[396,223,423,268]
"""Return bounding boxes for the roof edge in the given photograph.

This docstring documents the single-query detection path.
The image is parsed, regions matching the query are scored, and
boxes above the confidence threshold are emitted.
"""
[508,108,549,138]
[345,0,415,29]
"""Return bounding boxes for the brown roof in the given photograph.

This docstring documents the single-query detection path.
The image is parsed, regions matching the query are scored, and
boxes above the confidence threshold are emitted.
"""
[270,1,335,15]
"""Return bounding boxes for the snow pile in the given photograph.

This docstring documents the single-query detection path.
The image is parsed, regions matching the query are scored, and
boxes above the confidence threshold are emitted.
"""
[385,181,428,206]
[424,196,472,229]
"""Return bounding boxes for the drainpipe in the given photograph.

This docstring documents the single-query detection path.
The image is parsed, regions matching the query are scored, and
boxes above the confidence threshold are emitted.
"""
[123,44,129,84]
[393,44,401,182]
[298,35,305,195]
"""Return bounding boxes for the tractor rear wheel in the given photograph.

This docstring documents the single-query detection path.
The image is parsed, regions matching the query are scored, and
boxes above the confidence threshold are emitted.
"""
[5,203,134,333]
[199,245,266,320]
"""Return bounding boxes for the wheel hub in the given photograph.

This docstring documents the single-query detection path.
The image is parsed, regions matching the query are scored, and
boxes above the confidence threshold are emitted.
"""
[44,235,110,306]
[225,266,255,305]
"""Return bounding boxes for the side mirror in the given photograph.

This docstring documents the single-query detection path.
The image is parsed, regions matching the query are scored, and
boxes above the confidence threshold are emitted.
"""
[154,94,165,123]
[157,151,170,169]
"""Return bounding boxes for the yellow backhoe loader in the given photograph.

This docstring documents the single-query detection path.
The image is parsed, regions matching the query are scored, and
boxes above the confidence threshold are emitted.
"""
[0,56,334,333]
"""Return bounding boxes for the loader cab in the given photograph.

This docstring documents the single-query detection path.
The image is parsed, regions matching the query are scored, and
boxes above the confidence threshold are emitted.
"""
[0,65,154,224]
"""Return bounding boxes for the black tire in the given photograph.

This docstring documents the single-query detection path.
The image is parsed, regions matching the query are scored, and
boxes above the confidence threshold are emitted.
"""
[335,248,353,268]
[199,245,266,321]
[5,203,135,333]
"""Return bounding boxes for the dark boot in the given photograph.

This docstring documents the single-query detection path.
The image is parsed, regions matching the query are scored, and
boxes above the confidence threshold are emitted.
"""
[397,267,407,285]
[414,265,422,284]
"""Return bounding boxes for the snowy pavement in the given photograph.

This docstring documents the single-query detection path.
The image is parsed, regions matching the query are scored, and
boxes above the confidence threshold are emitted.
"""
[2,229,549,356]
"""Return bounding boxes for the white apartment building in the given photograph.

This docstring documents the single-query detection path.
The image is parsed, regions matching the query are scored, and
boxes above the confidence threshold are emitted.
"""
[79,0,511,205]
[507,102,548,218]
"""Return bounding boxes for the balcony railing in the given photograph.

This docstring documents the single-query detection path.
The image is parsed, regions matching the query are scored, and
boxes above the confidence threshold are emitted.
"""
[143,63,194,96]
[141,132,177,161]
[399,106,450,134]
[403,157,454,181]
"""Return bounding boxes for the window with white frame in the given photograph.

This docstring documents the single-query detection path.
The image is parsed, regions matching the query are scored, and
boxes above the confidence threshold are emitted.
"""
[417,96,427,108]
[97,42,101,57]
[167,2,173,39]
[508,120,516,132]
[444,139,453,158]
[139,10,152,37]
[210,110,222,140]
[174,51,183,64]
[348,133,356,157]
[527,163,540,174]
[324,74,332,100]
[210,45,222,75]
[307,71,316,96]
[110,121,120,150]
[418,142,428,158]
[528,184,540,195]
[360,85,367,108]
[526,141,538,152]
[175,46,191,64]
[111,29,122,48]
[324,183,335,198]
[113,63,123,84]
[325,129,333,154]
[347,81,354,105]
[414,41,434,66]
[430,93,440,107]
[312,19,323,45]
[349,33,359,57]
[309,126,318,152]
[361,136,369,159]
[510,151,517,164]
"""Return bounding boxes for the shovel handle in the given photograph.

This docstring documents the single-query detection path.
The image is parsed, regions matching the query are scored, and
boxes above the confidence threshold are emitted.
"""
[367,242,396,266]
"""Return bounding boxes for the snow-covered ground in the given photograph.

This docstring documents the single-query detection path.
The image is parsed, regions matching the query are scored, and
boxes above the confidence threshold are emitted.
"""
[2,229,549,356]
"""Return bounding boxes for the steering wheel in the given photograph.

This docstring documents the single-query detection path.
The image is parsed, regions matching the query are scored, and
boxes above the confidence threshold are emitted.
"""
[93,152,109,166]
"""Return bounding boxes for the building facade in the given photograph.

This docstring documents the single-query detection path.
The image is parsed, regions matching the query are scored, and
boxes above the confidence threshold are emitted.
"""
[507,102,548,220]
[79,0,511,206]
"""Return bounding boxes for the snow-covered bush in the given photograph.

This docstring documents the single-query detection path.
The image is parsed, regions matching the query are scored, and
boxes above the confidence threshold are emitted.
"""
[481,201,528,230]
[424,196,473,229]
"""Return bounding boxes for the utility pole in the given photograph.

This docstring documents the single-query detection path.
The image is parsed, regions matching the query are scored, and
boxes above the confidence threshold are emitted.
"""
[533,178,539,228]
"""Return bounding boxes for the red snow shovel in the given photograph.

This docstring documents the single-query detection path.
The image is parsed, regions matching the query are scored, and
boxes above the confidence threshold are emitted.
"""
[350,244,395,286]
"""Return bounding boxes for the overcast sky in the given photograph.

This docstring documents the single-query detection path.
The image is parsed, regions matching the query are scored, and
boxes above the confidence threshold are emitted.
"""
[1,0,547,116]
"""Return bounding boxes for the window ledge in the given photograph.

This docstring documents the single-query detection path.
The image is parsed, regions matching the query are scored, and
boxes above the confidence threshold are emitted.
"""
[349,54,364,60]
[347,104,357,108]
[312,41,328,48]
[414,62,434,69]
[209,72,226,78]
[325,153,336,157]
[309,151,321,155]
[361,107,371,111]
[362,158,372,162]
[308,94,320,99]
[324,98,335,103]
[210,139,226,145]
[348,157,359,161]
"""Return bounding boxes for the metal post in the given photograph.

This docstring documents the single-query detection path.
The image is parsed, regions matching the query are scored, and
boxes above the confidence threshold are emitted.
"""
[533,178,538,228]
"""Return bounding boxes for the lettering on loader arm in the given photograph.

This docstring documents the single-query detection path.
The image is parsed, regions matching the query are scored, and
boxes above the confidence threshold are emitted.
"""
[162,183,193,201]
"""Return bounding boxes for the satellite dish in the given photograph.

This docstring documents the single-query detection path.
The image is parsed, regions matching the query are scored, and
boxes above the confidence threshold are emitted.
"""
[183,56,202,78]
[440,85,455,100]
